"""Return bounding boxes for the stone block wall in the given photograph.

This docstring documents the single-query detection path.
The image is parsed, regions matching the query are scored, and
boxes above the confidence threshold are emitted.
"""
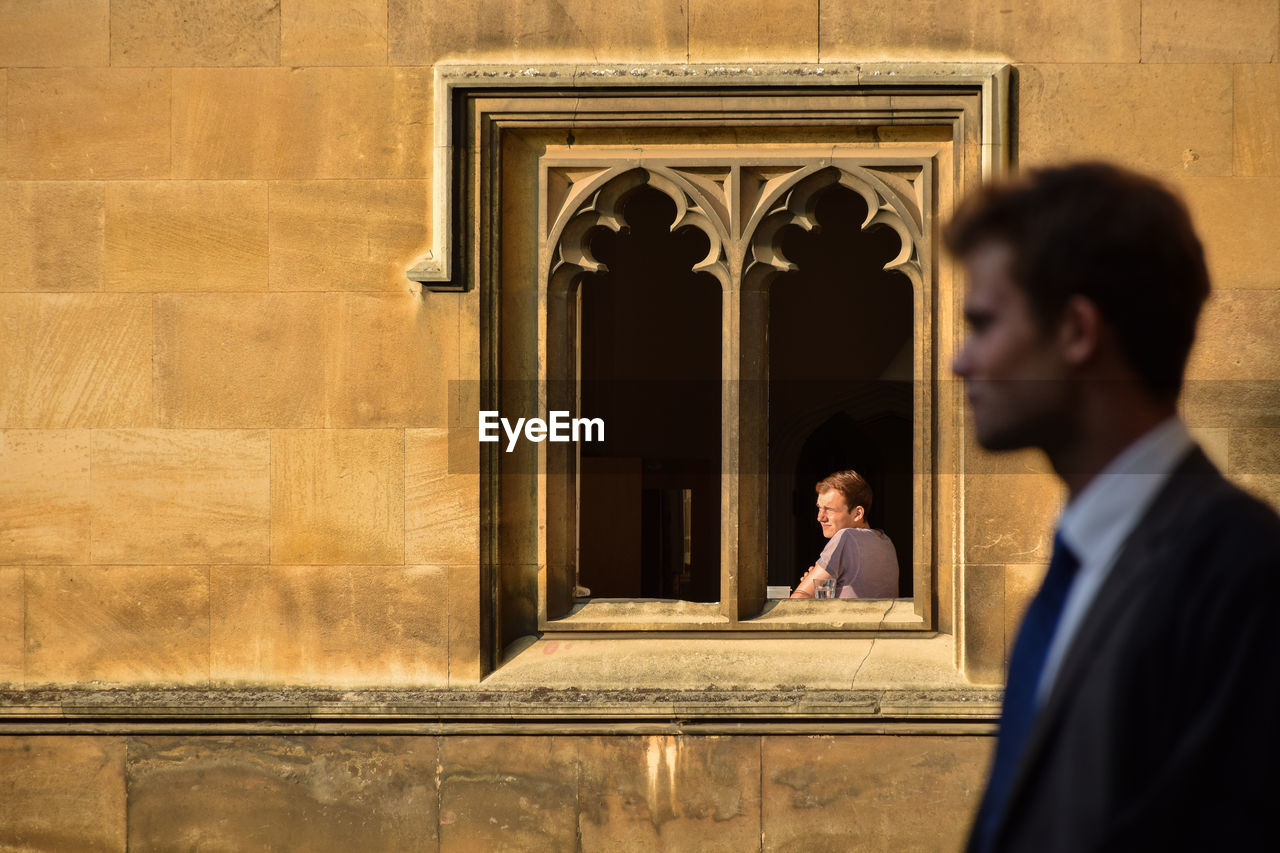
[1,733,987,851]
[2,0,1279,848]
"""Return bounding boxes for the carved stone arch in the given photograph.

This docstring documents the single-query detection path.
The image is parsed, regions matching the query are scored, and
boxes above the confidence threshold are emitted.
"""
[547,166,731,295]
[742,165,924,292]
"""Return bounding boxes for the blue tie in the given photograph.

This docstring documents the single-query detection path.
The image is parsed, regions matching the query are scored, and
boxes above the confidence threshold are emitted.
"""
[973,531,1081,851]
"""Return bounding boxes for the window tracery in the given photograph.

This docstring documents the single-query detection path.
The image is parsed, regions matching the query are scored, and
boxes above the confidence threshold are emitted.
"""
[541,154,929,619]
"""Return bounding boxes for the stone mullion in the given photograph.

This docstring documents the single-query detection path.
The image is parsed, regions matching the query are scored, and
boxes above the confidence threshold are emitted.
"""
[720,256,744,621]
[725,163,768,619]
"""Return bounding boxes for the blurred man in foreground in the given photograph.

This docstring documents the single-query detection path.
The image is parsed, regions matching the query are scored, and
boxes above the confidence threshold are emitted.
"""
[949,162,1280,852]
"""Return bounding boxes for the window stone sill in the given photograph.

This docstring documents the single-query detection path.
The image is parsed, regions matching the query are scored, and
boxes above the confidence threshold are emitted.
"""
[0,637,1001,734]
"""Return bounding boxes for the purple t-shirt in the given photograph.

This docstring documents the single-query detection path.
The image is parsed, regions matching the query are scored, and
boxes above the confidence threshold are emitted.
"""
[815,527,900,598]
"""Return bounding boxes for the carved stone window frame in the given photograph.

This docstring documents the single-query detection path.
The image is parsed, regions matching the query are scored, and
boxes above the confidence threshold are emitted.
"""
[414,63,1010,670]
[541,151,929,632]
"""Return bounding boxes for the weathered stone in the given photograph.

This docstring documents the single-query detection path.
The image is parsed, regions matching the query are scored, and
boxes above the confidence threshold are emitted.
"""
[1018,63,1233,177]
[482,634,936,691]
[0,430,91,563]
[2,182,105,292]
[0,72,6,172]
[1187,290,1280,380]
[154,293,331,428]
[761,734,990,852]
[1187,426,1231,472]
[268,180,429,291]
[210,564,448,687]
[172,67,431,179]
[820,0,1140,64]
[438,736,578,852]
[0,0,110,67]
[838,630,972,688]
[0,294,153,428]
[1232,432,1280,505]
[111,0,280,66]
[388,0,687,65]
[0,736,127,852]
[6,69,170,179]
[406,429,476,565]
[1003,563,1046,669]
[578,735,762,852]
[1178,177,1280,289]
[1181,380,1280,430]
[1142,0,1277,63]
[327,292,455,427]
[962,444,1055,476]
[690,0,818,62]
[963,564,1006,685]
[0,568,21,683]
[26,566,210,684]
[105,181,269,292]
[1234,64,1280,176]
[270,429,405,565]
[1229,427,1280,477]
[126,736,438,851]
[447,563,482,684]
[155,292,451,428]
[282,0,388,65]
[963,471,1061,564]
[90,429,270,564]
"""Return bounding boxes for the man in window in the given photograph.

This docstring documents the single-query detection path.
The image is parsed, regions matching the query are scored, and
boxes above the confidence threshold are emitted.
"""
[790,470,899,599]
[948,162,1280,852]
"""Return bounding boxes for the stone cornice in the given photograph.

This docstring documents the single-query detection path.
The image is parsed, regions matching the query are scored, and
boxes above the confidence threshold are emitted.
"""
[0,685,1001,735]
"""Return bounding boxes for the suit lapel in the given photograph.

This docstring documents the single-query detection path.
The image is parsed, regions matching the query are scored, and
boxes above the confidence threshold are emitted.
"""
[990,447,1219,838]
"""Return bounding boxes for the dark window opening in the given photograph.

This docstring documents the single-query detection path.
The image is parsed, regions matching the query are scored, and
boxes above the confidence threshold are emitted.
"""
[766,185,914,596]
[577,186,722,602]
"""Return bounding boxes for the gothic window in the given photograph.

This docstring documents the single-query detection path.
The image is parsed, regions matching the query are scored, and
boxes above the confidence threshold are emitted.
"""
[418,66,1010,663]
[541,156,928,626]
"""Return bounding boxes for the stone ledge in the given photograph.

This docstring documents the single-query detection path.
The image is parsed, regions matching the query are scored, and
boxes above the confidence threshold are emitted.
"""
[488,633,977,692]
[0,633,1003,732]
[0,685,1001,735]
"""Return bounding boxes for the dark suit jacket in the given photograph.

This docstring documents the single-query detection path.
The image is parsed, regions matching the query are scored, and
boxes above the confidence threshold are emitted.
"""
[972,447,1280,852]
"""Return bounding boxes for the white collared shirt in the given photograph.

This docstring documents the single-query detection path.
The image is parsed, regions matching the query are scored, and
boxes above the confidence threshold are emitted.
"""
[1035,416,1195,703]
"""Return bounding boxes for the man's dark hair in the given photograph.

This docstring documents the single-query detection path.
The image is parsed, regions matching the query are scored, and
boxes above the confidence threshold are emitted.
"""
[816,469,872,514]
[943,162,1210,399]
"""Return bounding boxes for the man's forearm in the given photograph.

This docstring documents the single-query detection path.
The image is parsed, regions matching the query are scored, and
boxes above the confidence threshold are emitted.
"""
[790,566,832,599]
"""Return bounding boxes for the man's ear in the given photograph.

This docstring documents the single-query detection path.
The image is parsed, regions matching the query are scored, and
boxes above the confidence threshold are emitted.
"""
[1058,294,1102,367]
[852,505,866,523]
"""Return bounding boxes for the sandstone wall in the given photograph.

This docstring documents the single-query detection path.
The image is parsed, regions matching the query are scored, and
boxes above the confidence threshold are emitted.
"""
[1,733,989,852]
[2,1,1278,849]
